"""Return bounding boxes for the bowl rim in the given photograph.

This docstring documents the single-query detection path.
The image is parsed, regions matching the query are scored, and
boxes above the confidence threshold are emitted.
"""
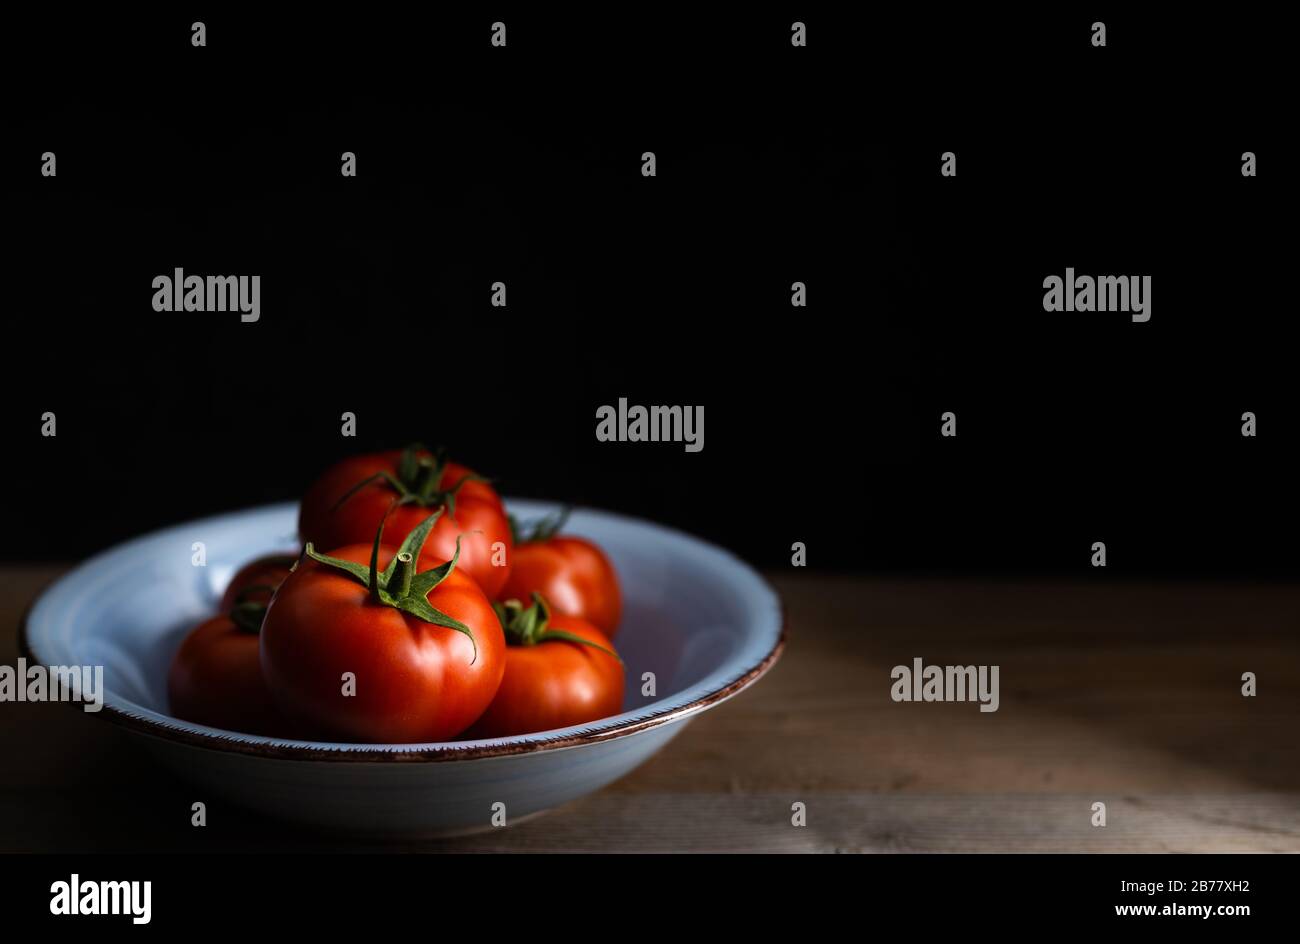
[19,501,786,763]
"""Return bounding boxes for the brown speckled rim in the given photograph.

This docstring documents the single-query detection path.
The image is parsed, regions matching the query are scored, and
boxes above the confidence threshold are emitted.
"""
[18,577,785,764]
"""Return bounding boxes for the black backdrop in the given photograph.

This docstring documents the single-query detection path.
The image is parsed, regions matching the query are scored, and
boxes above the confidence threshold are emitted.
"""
[4,8,1294,575]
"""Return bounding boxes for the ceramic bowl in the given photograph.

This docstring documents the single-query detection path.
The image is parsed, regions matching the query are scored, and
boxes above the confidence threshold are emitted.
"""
[21,501,783,836]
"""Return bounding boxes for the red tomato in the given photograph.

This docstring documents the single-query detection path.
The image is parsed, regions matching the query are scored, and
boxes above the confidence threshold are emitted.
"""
[218,553,297,611]
[500,518,622,636]
[466,595,624,738]
[261,512,506,743]
[168,614,295,737]
[299,446,512,598]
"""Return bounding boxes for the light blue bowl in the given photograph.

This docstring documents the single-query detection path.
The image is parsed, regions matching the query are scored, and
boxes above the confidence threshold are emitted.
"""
[22,501,784,835]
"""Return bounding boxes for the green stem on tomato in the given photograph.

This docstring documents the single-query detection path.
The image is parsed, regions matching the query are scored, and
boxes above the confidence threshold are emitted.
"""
[508,508,571,546]
[228,583,278,634]
[493,593,621,662]
[332,443,490,522]
[305,508,480,662]
[389,552,414,597]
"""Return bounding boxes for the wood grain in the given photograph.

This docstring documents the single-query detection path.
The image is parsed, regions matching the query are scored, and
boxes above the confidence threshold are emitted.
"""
[3,565,1298,852]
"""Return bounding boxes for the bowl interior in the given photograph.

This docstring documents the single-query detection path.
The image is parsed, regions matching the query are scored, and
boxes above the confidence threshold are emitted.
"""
[24,501,782,752]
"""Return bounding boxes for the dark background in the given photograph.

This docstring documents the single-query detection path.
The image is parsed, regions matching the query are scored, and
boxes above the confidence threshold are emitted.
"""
[4,8,1293,575]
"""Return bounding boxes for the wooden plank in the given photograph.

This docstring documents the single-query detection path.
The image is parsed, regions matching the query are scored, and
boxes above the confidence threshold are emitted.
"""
[2,790,1295,853]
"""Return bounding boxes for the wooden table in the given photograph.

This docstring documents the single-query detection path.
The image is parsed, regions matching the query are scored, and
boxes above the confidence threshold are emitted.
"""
[3,566,1298,852]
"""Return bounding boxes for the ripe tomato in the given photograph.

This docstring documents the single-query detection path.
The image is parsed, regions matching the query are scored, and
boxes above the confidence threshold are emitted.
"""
[500,513,622,636]
[466,594,624,739]
[261,511,506,742]
[168,612,298,737]
[299,445,512,598]
[218,553,297,611]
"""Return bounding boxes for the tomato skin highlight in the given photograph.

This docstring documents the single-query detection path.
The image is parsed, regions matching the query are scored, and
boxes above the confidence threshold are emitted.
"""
[260,542,506,743]
[499,536,622,637]
[218,554,296,611]
[168,615,292,737]
[299,450,512,598]
[466,615,624,739]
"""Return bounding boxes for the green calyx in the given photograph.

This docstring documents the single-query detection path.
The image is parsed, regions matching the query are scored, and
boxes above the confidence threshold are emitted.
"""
[227,558,300,634]
[493,593,621,663]
[228,584,274,634]
[333,444,487,520]
[508,508,571,546]
[304,508,479,662]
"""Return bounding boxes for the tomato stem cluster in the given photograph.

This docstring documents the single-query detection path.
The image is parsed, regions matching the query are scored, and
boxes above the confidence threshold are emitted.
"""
[228,583,280,634]
[333,443,487,520]
[494,593,621,662]
[305,508,480,662]
[508,508,571,546]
